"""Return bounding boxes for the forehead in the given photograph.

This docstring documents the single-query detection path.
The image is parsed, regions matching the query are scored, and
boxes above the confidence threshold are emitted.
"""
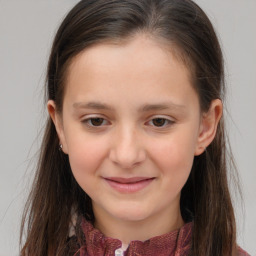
[67,34,192,79]
[63,34,198,110]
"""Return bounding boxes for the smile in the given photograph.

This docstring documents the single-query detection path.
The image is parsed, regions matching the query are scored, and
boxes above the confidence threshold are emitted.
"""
[103,177,155,193]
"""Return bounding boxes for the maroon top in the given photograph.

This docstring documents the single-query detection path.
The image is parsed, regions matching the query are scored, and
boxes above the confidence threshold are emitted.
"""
[68,218,250,256]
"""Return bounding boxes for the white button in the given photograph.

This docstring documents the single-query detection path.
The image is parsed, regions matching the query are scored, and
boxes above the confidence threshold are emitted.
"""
[115,248,124,256]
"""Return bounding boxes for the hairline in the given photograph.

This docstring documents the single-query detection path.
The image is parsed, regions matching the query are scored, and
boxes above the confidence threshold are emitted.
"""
[57,31,198,113]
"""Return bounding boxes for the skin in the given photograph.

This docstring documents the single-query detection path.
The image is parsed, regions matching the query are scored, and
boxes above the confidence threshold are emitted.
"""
[48,34,222,245]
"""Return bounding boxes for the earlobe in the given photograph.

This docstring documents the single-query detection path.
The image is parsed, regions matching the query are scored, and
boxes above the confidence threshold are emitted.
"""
[47,100,68,154]
[194,99,223,156]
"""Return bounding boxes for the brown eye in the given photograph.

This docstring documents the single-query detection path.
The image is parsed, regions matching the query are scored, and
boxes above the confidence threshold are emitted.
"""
[89,118,105,126]
[152,118,167,127]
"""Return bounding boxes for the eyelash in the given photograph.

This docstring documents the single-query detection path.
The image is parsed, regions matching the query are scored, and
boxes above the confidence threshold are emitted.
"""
[82,117,109,128]
[147,118,174,128]
[82,116,175,129]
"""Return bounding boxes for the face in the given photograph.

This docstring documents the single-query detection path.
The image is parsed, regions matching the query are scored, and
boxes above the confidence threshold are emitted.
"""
[49,34,219,229]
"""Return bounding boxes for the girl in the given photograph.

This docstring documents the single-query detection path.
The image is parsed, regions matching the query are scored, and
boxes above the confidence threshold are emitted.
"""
[20,0,250,255]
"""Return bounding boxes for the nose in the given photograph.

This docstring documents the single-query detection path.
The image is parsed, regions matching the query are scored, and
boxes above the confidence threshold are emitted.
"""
[109,126,146,169]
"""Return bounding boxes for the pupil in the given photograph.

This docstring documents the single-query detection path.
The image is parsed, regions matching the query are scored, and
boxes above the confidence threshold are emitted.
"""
[153,118,165,127]
[91,118,103,126]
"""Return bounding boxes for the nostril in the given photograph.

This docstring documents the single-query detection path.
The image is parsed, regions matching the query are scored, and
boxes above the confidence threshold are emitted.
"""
[109,151,146,169]
[112,159,140,169]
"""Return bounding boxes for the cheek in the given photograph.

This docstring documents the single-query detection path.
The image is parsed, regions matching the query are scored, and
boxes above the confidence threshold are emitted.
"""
[150,131,196,181]
[66,135,108,185]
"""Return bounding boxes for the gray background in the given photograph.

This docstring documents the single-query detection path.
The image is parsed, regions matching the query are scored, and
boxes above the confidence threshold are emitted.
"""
[0,1,255,255]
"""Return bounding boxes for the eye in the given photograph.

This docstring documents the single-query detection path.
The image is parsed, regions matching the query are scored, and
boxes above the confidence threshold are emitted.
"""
[152,118,167,127]
[147,117,174,127]
[82,117,108,127]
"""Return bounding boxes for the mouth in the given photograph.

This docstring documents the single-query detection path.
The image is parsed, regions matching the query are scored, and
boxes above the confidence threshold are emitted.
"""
[103,177,155,193]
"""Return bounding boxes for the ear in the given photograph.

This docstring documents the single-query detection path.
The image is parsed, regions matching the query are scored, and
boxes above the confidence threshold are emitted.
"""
[194,99,223,156]
[47,100,68,154]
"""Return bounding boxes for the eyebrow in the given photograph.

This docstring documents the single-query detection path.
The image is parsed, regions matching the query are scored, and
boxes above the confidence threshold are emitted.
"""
[73,101,186,112]
[73,102,114,111]
[139,103,186,112]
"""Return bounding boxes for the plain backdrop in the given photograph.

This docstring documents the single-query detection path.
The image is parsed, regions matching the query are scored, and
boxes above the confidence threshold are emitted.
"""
[0,1,255,255]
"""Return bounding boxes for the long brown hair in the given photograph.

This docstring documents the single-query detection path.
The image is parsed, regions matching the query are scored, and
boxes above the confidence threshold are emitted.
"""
[20,0,239,255]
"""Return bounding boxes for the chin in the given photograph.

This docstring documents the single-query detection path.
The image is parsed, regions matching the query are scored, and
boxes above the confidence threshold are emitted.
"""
[111,205,151,222]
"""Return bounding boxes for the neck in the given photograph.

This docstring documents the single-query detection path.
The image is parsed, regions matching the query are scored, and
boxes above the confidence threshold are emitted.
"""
[93,204,184,245]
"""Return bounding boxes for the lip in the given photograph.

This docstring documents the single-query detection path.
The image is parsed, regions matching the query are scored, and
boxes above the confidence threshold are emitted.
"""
[103,177,155,193]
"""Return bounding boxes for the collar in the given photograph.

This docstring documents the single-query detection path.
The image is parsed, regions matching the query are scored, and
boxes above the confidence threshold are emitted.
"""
[78,218,193,256]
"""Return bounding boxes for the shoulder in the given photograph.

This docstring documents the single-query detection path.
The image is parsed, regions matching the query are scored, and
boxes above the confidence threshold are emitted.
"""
[238,246,251,256]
